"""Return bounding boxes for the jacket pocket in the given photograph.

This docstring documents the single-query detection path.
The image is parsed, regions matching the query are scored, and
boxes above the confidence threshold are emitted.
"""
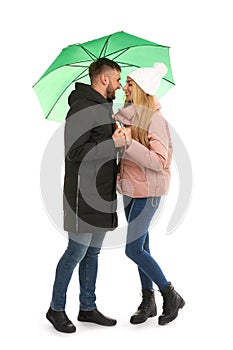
[151,196,161,209]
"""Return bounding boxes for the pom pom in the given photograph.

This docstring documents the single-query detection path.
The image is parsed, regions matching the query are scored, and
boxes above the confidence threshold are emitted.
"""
[153,62,168,77]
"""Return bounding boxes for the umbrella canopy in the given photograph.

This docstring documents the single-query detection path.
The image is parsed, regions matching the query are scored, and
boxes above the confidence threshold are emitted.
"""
[33,31,175,122]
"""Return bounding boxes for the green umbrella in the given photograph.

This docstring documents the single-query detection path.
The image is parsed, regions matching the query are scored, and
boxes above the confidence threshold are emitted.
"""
[33,31,175,122]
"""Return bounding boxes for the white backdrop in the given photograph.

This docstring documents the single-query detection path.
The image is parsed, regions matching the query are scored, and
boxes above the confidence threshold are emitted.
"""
[1,0,232,349]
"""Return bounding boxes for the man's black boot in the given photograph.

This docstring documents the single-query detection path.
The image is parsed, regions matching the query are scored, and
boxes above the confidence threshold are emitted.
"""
[46,307,76,333]
[78,309,117,326]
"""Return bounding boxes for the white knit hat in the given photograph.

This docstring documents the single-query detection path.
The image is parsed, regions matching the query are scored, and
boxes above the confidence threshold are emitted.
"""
[128,62,168,95]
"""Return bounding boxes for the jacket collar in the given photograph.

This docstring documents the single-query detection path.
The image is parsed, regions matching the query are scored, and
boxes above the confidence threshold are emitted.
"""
[114,96,161,125]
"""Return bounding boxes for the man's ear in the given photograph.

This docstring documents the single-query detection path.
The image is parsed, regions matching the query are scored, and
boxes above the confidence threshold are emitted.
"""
[100,73,109,86]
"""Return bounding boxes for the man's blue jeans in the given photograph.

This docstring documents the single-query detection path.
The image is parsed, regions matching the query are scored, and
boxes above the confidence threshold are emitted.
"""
[124,196,169,291]
[50,232,105,311]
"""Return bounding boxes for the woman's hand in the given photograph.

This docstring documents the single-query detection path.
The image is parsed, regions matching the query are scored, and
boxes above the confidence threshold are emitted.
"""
[122,126,132,146]
[112,127,132,148]
[112,128,126,147]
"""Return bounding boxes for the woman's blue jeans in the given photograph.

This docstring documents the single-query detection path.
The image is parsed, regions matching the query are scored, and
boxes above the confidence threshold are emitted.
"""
[124,196,169,291]
[50,232,105,311]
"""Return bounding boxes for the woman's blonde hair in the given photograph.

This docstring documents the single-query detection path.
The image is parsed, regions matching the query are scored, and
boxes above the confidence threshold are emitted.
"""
[127,80,156,149]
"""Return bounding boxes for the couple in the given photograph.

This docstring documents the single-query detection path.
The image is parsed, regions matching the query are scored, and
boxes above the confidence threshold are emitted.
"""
[46,58,185,333]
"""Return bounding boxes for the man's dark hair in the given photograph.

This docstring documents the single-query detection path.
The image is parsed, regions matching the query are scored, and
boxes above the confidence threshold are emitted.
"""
[89,58,121,83]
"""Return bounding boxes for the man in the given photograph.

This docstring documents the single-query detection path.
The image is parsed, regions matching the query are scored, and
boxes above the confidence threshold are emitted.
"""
[46,58,123,333]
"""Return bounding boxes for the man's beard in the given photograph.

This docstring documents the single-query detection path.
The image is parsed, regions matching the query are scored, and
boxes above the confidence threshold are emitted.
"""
[106,81,116,100]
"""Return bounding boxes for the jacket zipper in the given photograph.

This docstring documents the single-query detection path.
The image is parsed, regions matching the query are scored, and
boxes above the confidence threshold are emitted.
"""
[76,174,80,231]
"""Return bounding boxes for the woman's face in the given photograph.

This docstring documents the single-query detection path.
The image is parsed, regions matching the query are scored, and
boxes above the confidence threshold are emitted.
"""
[123,77,134,102]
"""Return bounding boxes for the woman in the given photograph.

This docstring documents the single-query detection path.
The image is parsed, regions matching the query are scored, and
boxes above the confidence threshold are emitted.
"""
[113,63,185,326]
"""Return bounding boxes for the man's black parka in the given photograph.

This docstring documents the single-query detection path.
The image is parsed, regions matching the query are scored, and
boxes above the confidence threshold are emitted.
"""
[63,83,118,233]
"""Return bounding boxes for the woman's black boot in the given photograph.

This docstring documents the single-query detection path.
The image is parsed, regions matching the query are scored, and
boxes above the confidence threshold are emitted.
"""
[158,283,185,325]
[130,289,157,324]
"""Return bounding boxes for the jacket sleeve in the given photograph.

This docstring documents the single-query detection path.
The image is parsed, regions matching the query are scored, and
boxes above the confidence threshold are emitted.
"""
[123,113,169,171]
[65,111,116,162]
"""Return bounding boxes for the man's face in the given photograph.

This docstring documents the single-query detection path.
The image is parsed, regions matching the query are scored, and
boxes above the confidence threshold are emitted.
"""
[106,69,121,100]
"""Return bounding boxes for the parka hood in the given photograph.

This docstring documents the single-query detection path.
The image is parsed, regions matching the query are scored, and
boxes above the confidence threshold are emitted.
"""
[68,82,111,107]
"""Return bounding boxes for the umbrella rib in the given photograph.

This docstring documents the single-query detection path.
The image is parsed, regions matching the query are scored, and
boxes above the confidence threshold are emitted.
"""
[67,63,90,68]
[74,71,89,81]
[35,62,92,84]
[109,47,131,61]
[45,69,89,119]
[163,77,175,85]
[79,45,98,60]
[113,60,141,69]
[104,44,167,61]
[99,35,111,57]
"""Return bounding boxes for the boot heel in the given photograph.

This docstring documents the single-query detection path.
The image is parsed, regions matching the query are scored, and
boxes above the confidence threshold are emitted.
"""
[179,299,185,309]
[149,309,157,317]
